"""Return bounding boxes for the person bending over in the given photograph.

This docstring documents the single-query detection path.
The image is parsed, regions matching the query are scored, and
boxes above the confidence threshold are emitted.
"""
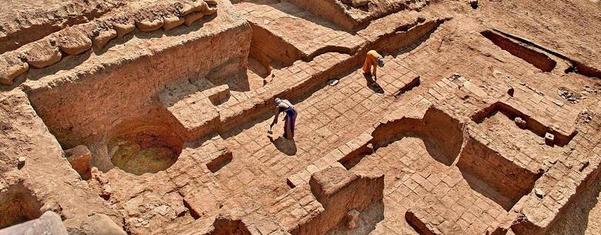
[269,98,297,140]
[362,50,385,79]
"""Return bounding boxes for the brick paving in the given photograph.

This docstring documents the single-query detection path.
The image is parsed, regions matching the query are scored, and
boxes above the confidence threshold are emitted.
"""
[102,14,601,233]
[352,135,509,234]
[236,1,364,59]
[151,13,601,233]
[3,0,601,234]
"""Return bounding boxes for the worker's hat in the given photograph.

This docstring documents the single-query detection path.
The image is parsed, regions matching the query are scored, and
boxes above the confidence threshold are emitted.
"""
[274,98,282,104]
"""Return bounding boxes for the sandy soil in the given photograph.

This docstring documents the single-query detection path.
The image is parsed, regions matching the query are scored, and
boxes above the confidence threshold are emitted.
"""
[2,0,601,234]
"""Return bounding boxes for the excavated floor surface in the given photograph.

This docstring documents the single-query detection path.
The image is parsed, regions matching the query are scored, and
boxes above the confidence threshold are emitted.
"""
[1,0,601,234]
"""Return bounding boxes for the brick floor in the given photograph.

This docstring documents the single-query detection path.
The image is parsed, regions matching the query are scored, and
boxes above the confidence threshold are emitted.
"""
[4,1,601,233]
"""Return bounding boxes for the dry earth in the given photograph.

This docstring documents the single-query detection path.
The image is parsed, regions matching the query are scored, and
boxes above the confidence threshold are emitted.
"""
[1,0,601,234]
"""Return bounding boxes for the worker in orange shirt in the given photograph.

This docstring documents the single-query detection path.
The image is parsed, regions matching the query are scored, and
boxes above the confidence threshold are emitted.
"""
[362,50,384,80]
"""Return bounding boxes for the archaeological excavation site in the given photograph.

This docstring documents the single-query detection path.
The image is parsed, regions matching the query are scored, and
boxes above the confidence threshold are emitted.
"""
[2,0,601,234]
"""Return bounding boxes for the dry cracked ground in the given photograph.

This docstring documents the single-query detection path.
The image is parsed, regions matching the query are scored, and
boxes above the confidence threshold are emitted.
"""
[1,0,601,234]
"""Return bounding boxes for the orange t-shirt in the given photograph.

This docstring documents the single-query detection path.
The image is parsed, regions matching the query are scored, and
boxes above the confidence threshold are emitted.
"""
[362,50,382,73]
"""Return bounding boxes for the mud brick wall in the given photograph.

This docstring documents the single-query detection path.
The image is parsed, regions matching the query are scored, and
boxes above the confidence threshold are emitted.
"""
[286,0,357,31]
[26,22,252,147]
[249,22,304,67]
[457,136,541,210]
[291,169,384,235]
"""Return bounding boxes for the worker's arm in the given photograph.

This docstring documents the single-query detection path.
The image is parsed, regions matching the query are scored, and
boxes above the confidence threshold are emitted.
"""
[270,109,281,128]
[373,65,377,78]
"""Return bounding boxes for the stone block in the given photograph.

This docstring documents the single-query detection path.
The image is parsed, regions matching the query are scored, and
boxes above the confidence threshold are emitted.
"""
[93,29,117,50]
[163,16,185,31]
[55,27,92,56]
[113,22,136,38]
[23,39,62,69]
[0,51,28,86]
[514,117,527,129]
[64,145,92,180]
[545,132,555,146]
[206,148,233,173]
[64,214,126,235]
[136,19,164,32]
[0,211,67,235]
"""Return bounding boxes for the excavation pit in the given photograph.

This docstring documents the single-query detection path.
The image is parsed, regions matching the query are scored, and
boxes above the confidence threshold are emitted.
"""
[108,125,184,175]
[0,184,43,229]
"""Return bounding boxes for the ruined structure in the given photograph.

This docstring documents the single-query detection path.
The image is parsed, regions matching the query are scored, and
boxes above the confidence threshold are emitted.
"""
[1,0,601,234]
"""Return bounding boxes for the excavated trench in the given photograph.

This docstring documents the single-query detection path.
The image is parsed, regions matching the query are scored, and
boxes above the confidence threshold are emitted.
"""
[291,167,384,235]
[0,183,43,229]
[483,29,601,79]
[370,107,464,166]
[25,10,444,178]
[286,0,428,31]
[344,107,539,214]
[219,18,445,138]
[471,101,576,146]
[481,30,557,72]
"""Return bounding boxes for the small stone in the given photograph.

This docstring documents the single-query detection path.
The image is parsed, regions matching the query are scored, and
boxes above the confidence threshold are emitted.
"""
[534,188,545,198]
[469,0,478,9]
[17,157,26,169]
[154,205,170,216]
[545,132,555,146]
[514,117,527,129]
[178,3,195,16]
[101,184,112,200]
[175,206,188,217]
[65,214,126,235]
[0,211,68,235]
[190,1,209,12]
[507,87,515,97]
[366,143,374,153]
